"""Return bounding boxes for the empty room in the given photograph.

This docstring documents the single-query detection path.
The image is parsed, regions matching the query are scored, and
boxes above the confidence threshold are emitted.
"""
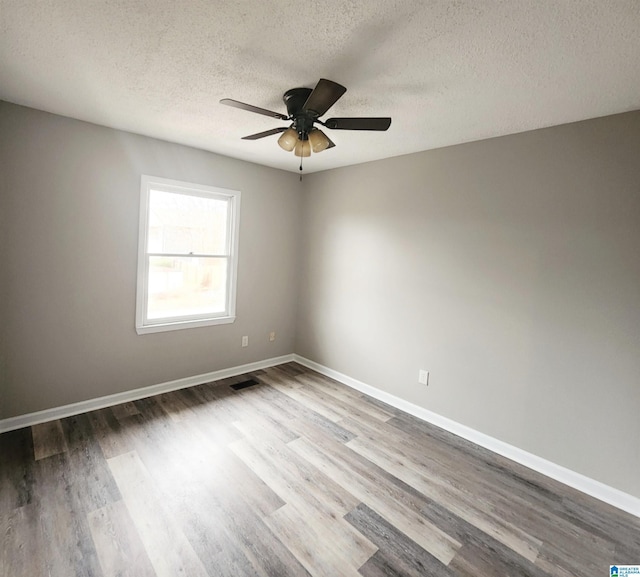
[1,1,639,576]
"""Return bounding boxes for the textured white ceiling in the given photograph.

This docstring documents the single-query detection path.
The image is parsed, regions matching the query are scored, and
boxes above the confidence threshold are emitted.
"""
[1,1,639,173]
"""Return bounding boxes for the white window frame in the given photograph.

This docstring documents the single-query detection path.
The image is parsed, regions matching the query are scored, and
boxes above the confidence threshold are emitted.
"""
[135,175,240,334]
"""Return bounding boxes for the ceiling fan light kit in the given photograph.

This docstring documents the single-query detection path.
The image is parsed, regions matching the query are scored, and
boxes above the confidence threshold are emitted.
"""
[221,79,391,169]
[308,128,331,153]
[294,138,311,157]
[277,128,298,152]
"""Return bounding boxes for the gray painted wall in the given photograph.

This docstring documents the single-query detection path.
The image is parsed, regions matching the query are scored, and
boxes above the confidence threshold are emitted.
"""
[0,102,300,418]
[2,100,639,500]
[296,111,640,498]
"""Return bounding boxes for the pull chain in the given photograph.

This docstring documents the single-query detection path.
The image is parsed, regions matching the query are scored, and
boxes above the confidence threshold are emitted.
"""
[299,155,303,181]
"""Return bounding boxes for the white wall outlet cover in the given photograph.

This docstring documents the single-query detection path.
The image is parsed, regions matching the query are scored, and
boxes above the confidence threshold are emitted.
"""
[419,370,429,385]
[242,336,249,347]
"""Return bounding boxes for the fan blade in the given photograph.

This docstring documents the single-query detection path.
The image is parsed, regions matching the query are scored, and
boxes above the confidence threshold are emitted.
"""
[241,127,289,140]
[325,117,392,131]
[220,98,288,120]
[326,136,336,149]
[302,79,347,117]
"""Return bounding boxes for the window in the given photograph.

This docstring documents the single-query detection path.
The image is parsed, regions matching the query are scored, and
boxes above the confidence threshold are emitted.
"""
[136,175,240,334]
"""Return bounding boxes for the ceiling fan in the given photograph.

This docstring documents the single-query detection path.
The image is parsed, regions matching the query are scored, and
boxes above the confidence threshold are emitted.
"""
[220,79,391,162]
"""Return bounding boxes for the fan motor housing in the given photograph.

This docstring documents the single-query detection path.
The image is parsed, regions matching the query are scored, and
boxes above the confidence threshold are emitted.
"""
[283,88,317,138]
[283,88,313,117]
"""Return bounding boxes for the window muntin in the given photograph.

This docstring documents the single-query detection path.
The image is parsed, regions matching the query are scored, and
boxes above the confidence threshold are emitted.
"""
[136,176,240,334]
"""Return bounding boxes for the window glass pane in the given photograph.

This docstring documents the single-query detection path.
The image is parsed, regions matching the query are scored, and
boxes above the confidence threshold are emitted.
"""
[148,190,229,255]
[147,256,228,319]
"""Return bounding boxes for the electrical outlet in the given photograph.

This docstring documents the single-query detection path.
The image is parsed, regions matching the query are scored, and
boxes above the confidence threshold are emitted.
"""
[269,331,276,342]
[241,336,248,347]
[418,369,429,385]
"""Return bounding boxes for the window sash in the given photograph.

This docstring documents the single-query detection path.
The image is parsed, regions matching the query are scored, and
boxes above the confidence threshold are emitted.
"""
[142,255,230,325]
[136,175,240,334]
[147,187,232,256]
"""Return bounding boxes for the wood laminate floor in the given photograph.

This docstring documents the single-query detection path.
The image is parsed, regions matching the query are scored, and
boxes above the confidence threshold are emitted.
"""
[1,363,638,576]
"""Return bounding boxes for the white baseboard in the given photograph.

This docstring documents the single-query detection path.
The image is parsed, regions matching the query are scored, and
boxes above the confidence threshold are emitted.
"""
[0,354,295,434]
[293,355,640,519]
[3,352,638,518]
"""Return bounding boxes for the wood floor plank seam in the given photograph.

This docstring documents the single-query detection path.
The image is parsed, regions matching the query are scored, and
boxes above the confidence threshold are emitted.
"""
[1,363,639,577]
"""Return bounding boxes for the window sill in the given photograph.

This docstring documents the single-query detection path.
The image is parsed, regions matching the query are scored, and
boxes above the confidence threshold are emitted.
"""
[136,315,236,335]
